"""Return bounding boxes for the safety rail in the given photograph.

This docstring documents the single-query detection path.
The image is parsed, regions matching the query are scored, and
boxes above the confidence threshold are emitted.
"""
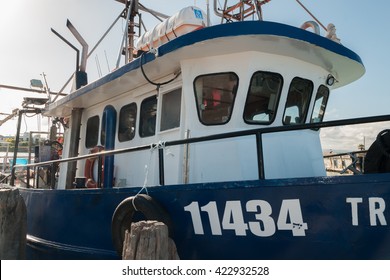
[323,150,367,175]
[10,114,390,188]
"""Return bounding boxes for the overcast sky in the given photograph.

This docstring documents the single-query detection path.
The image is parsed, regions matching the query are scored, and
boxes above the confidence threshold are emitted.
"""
[1,0,389,151]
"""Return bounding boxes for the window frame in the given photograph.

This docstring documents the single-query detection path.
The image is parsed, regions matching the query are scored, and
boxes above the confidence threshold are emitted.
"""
[118,102,137,142]
[139,95,157,138]
[85,115,100,148]
[310,85,330,123]
[160,88,182,132]
[282,77,314,125]
[193,72,239,126]
[243,71,283,125]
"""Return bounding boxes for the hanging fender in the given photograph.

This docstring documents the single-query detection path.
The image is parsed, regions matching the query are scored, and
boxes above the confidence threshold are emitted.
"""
[84,146,104,188]
[111,194,173,256]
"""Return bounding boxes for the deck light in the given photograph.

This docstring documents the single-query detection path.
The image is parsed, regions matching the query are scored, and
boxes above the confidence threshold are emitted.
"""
[326,74,335,86]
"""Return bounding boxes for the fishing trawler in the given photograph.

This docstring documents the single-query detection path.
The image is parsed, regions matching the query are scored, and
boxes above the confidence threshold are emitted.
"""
[5,0,390,259]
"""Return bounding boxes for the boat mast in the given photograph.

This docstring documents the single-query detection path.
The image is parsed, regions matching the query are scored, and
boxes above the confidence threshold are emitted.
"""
[126,0,138,63]
[115,0,169,65]
[213,0,271,22]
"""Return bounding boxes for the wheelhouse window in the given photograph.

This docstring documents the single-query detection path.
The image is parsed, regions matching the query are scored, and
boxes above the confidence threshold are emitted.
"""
[194,72,238,125]
[140,96,157,137]
[311,85,330,123]
[118,103,137,142]
[160,88,182,131]
[283,77,313,125]
[100,113,106,146]
[244,71,283,124]
[85,115,99,148]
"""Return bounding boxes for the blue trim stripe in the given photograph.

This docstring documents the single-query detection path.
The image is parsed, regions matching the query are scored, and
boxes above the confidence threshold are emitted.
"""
[159,21,363,65]
[47,21,363,111]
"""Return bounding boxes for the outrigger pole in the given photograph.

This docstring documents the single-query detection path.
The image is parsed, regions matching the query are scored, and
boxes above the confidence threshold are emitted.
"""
[0,84,67,97]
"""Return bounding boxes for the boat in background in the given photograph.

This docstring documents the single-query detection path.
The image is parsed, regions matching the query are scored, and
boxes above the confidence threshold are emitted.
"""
[3,0,390,259]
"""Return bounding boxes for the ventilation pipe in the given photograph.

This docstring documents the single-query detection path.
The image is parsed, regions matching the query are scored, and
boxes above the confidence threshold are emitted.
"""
[67,20,89,90]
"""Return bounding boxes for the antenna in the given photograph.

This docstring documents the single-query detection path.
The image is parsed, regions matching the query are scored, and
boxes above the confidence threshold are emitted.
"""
[95,55,102,78]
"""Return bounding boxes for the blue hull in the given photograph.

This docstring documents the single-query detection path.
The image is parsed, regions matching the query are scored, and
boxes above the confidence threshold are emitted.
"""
[19,174,390,260]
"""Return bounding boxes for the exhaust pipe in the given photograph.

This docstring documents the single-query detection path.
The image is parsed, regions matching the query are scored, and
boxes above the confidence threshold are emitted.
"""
[66,20,89,73]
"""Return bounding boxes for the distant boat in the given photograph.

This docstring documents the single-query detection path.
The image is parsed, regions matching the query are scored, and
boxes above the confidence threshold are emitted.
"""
[5,0,390,259]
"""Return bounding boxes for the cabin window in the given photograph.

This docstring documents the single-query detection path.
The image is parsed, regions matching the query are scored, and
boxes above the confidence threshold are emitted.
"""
[118,103,137,142]
[101,114,106,146]
[85,115,99,148]
[160,88,182,131]
[194,72,238,125]
[311,85,330,123]
[140,96,157,137]
[244,71,283,124]
[283,77,313,125]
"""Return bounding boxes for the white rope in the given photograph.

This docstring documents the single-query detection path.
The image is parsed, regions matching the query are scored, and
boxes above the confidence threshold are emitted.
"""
[132,141,170,210]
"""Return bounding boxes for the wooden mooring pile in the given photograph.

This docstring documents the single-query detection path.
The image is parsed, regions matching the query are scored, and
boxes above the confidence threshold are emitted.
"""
[0,186,26,260]
[122,220,179,260]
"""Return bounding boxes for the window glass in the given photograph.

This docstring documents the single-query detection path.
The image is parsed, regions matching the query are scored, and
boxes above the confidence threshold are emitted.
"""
[100,114,106,146]
[311,85,329,123]
[85,115,99,148]
[244,71,283,124]
[283,77,313,125]
[140,96,157,137]
[161,88,181,131]
[194,72,238,125]
[118,103,137,142]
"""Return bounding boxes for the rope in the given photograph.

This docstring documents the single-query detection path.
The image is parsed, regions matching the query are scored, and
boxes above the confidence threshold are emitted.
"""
[132,141,167,211]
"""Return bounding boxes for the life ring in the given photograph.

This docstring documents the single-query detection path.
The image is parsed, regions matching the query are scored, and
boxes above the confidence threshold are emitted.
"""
[111,194,172,256]
[365,129,390,173]
[84,146,104,188]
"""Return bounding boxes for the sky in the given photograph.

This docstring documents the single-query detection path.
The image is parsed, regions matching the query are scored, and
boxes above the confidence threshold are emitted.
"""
[0,0,389,152]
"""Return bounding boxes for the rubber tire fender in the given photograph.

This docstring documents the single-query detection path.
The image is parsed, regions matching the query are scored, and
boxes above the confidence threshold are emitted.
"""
[111,194,173,256]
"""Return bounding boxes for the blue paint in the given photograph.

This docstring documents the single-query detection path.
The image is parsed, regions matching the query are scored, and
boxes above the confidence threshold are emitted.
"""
[102,105,116,188]
[19,174,390,259]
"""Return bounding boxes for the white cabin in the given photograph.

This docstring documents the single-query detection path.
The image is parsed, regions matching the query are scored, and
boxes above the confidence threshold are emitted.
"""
[44,7,364,189]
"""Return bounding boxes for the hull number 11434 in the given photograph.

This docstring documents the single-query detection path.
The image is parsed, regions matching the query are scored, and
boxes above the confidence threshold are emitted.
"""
[184,199,308,237]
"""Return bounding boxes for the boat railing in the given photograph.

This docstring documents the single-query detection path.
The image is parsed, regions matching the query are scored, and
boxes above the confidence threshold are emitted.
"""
[323,150,367,175]
[9,114,390,188]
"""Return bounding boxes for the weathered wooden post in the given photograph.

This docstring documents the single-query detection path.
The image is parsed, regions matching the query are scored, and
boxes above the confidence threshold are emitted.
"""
[0,186,27,259]
[122,220,179,260]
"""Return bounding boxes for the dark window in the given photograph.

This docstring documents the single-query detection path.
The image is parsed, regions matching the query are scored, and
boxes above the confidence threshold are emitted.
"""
[140,96,157,137]
[85,115,99,148]
[161,88,181,131]
[283,77,313,125]
[101,114,106,146]
[311,85,330,123]
[194,72,238,125]
[244,71,283,124]
[118,103,137,142]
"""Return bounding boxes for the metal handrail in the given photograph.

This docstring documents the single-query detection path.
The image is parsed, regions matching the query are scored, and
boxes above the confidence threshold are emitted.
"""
[11,114,390,187]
